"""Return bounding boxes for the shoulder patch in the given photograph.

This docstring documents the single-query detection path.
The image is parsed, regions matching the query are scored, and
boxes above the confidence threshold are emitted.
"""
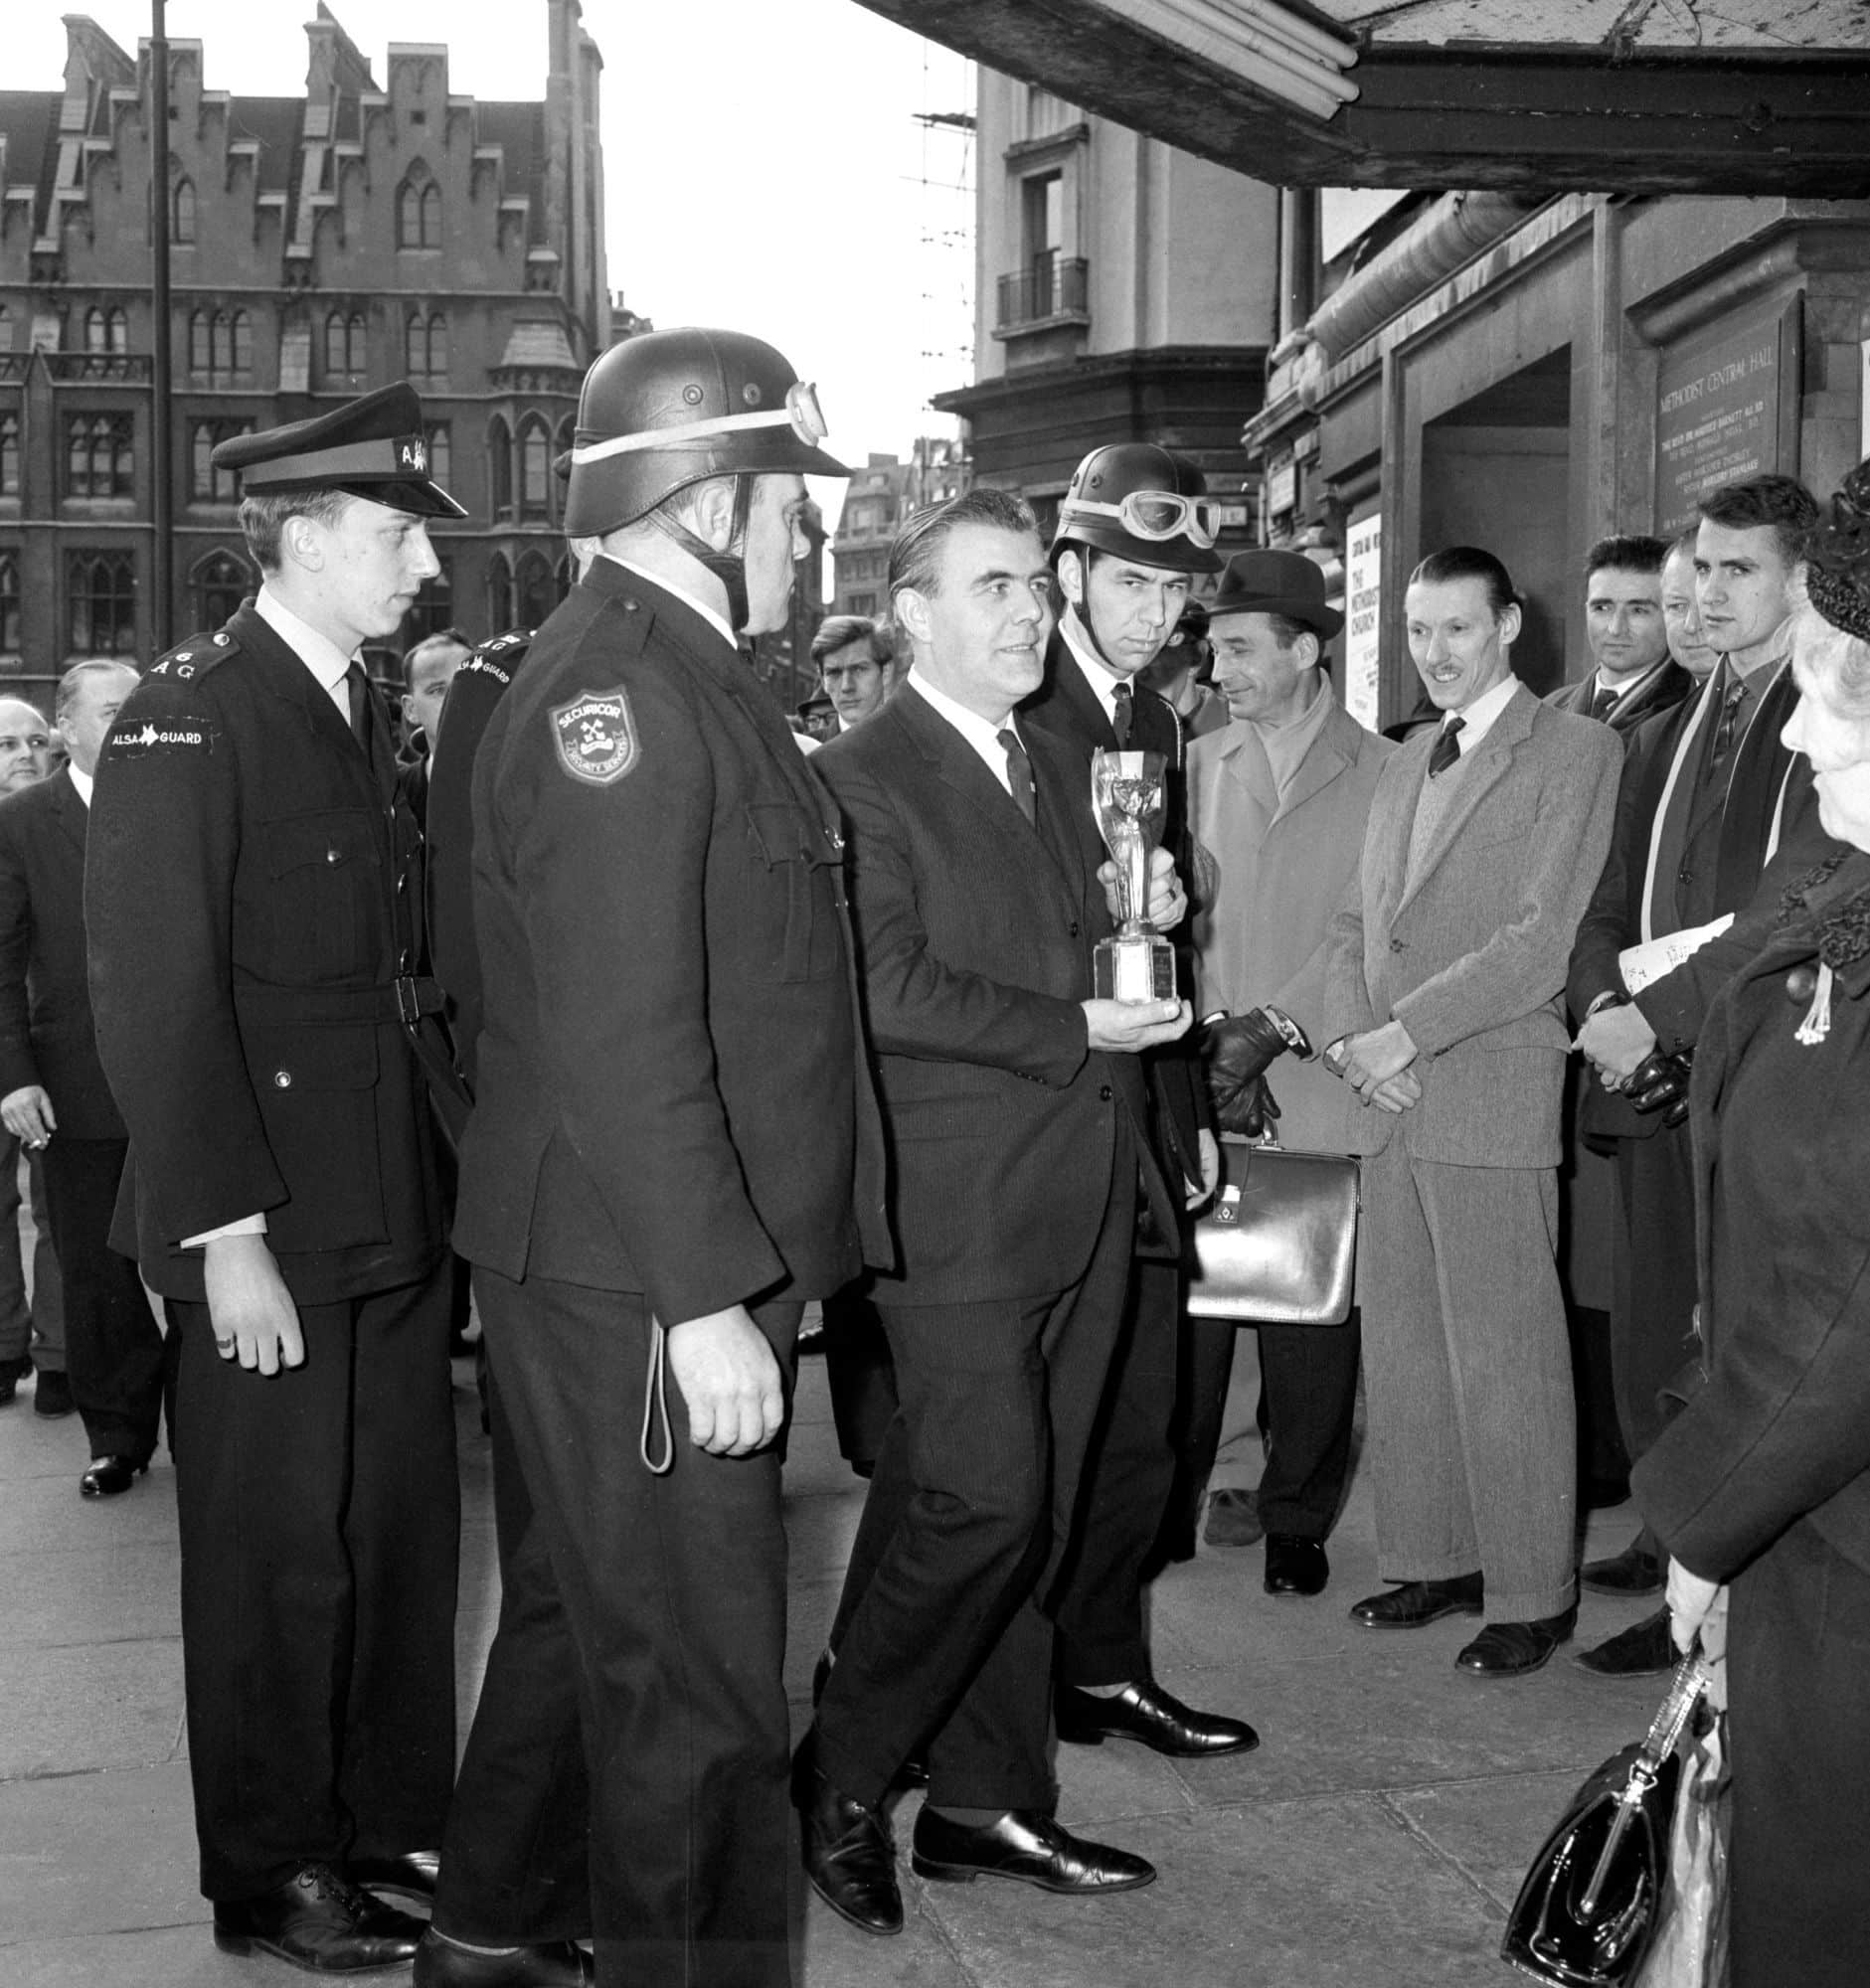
[551,687,637,786]
[148,627,239,683]
[104,715,221,761]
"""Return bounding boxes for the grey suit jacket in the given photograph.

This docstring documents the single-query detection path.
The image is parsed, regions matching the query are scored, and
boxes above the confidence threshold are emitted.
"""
[1323,683,1619,1168]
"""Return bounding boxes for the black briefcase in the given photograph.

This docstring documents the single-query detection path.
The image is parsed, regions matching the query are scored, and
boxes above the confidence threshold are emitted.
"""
[1185,1133,1359,1325]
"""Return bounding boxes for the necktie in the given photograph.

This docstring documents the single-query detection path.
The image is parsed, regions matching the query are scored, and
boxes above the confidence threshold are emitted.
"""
[1589,684,1619,725]
[998,727,1036,825]
[345,661,373,751]
[1708,681,1747,773]
[1428,716,1464,778]
[1110,681,1132,747]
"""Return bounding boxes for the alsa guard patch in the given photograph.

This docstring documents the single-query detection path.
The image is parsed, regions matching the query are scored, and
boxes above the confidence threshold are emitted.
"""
[104,717,219,759]
[551,687,637,785]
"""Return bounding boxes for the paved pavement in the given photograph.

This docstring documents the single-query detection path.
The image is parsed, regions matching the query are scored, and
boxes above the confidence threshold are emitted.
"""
[0,1311,1669,1988]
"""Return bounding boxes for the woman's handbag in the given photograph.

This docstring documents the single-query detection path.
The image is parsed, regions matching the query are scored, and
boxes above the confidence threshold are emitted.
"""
[1502,1655,1711,1987]
[1184,1131,1359,1325]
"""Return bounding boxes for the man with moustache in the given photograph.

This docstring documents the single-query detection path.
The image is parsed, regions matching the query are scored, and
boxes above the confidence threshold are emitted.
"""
[1020,444,1256,1759]
[1326,546,1619,1679]
[87,384,463,1973]
[1567,473,1824,1677]
[798,487,1190,1932]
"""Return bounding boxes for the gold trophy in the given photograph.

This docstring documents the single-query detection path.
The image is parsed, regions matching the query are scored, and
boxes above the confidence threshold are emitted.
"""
[1092,747,1176,1003]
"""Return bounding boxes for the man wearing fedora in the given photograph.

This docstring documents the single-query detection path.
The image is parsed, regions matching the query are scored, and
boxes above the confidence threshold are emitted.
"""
[1181,551,1394,1596]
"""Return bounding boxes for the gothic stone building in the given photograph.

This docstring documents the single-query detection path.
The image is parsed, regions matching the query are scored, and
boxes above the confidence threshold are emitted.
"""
[0,2,609,695]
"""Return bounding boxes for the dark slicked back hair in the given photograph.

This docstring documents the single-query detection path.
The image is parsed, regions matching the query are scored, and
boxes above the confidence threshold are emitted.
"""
[810,613,896,669]
[1408,545,1521,619]
[1696,473,1819,564]
[1584,534,1669,580]
[890,486,1041,603]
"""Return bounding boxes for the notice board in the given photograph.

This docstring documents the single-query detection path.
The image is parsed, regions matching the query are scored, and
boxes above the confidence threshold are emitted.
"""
[1654,298,1801,535]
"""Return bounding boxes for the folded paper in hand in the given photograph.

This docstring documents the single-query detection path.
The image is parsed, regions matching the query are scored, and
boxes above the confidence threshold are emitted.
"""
[1617,914,1733,996]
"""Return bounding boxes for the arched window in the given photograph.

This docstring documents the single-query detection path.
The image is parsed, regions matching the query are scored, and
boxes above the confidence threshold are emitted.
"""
[427,423,451,489]
[519,418,551,520]
[85,307,108,355]
[190,418,252,502]
[173,177,196,244]
[65,414,133,499]
[488,417,512,520]
[397,165,442,249]
[209,310,251,379]
[190,308,212,374]
[0,305,13,352]
[404,311,446,384]
[67,551,138,655]
[485,551,513,631]
[192,548,254,630]
[325,310,366,383]
[230,310,251,378]
[516,551,556,631]
[0,553,19,656]
[0,412,19,497]
[108,306,128,352]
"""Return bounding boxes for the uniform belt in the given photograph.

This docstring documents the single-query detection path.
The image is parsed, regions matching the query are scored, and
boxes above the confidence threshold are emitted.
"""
[233,977,447,1028]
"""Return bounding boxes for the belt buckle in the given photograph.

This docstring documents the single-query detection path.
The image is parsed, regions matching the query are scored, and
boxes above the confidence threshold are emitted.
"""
[394,975,422,1026]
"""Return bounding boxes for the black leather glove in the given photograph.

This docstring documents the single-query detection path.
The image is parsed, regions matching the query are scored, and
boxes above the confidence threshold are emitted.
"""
[1229,1073,1281,1141]
[1622,1048,1692,1129]
[1204,1006,1308,1134]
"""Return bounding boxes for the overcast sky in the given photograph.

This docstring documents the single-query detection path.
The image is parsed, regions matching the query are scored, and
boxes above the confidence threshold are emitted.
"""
[12,1,977,520]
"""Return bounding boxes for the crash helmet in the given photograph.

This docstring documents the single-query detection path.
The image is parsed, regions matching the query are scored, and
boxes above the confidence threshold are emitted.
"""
[1051,442,1223,577]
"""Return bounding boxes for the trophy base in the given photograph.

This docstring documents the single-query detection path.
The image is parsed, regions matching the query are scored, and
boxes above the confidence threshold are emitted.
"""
[1095,933,1176,1005]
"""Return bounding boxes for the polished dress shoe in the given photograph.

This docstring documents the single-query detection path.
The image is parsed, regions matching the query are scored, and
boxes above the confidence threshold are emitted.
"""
[1580,1541,1663,1595]
[1575,1606,1675,1677]
[1349,1574,1483,1629]
[1455,1607,1578,1679]
[809,1651,929,1790]
[911,1807,1155,1895]
[350,1850,440,1902]
[32,1368,74,1417]
[0,1354,27,1406]
[414,1928,594,1987]
[1203,1486,1265,1548]
[213,1862,426,1972]
[794,1759,902,1935]
[1056,1677,1258,1757]
[1264,1534,1328,1597]
[80,1455,147,1499]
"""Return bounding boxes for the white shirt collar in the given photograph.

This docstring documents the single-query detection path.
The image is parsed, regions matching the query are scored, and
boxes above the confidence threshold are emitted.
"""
[255,584,358,716]
[905,668,1021,795]
[67,763,93,806]
[1059,613,1133,729]
[1441,671,1520,755]
[1594,657,1668,705]
[595,553,738,651]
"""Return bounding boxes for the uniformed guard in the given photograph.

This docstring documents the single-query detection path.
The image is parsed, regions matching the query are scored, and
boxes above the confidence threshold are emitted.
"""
[425,328,886,1988]
[86,383,465,1976]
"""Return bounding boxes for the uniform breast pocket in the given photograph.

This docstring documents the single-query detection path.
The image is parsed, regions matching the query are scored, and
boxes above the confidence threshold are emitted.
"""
[261,809,380,983]
[742,801,844,983]
[241,1021,387,1253]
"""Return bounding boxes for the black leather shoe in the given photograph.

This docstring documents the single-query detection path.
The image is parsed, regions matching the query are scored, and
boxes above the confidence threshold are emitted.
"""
[32,1369,74,1417]
[414,1929,594,1987]
[0,1355,27,1406]
[911,1807,1155,1895]
[1455,1607,1578,1679]
[793,1758,902,1936]
[213,1863,426,1972]
[1203,1486,1265,1548]
[1056,1678,1258,1757]
[1580,1541,1663,1595]
[350,1851,440,1903]
[80,1455,147,1499]
[1575,1606,1675,1678]
[1349,1574,1483,1629]
[1264,1534,1328,1597]
[809,1652,929,1790]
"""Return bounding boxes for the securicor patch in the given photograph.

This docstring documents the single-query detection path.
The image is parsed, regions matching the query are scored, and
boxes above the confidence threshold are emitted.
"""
[104,717,220,759]
[550,688,637,785]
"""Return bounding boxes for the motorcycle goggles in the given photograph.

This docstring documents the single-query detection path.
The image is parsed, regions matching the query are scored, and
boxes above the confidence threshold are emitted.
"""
[1062,491,1221,550]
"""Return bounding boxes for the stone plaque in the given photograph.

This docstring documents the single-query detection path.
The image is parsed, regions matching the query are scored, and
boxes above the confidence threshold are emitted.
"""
[1654,299,1800,535]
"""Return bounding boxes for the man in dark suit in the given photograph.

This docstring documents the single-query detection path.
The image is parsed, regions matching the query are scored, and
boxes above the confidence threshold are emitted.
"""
[1548,535,1694,732]
[1568,473,1824,1677]
[0,660,165,1495]
[799,486,1194,1932]
[439,329,886,1988]
[1019,444,1260,1743]
[87,385,463,1975]
[395,627,472,829]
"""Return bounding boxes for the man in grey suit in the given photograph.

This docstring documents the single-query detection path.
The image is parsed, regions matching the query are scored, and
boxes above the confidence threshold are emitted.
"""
[1325,546,1620,1678]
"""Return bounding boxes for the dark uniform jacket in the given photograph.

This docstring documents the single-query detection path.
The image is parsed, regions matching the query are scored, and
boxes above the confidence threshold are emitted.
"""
[1633,847,1870,1580]
[86,601,444,1304]
[815,684,1176,1306]
[0,769,124,1139]
[451,559,887,1324]
[1545,658,1693,734]
[1020,629,1212,1203]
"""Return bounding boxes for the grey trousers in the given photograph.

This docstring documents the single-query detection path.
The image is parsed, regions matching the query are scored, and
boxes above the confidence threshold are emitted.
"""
[1358,1143,1577,1622]
[0,1141,62,1370]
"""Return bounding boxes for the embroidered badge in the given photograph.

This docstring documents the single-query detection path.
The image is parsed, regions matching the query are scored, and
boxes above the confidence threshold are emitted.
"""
[550,687,637,785]
[104,717,219,759]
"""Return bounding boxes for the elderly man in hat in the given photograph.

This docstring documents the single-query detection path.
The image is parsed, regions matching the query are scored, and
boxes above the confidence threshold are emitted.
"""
[1180,551,1394,1595]
[87,384,464,1974]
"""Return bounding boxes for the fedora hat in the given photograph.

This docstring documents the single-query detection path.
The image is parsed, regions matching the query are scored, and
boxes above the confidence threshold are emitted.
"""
[1209,549,1342,639]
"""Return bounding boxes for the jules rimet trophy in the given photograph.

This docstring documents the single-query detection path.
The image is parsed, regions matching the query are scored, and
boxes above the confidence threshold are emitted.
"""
[1091,747,1177,1003]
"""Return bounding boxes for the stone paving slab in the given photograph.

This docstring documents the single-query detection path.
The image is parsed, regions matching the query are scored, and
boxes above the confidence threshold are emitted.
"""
[0,1539,181,1651]
[0,1639,184,1781]
[1388,1765,1597,1916]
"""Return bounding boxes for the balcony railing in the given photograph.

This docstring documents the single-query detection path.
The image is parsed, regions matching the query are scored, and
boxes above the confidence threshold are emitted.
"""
[995,255,1089,332]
